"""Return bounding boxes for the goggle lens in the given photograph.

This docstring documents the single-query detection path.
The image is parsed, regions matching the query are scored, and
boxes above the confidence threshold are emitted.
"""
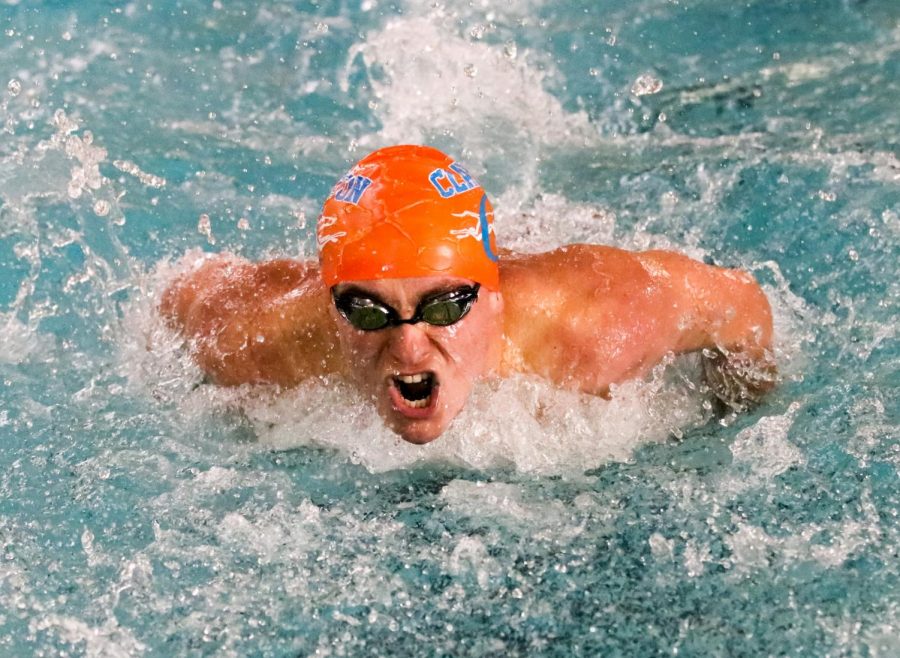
[421,299,464,326]
[333,284,480,331]
[346,304,392,330]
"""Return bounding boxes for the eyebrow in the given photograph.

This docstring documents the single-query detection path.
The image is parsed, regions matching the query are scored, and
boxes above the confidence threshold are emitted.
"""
[334,284,471,305]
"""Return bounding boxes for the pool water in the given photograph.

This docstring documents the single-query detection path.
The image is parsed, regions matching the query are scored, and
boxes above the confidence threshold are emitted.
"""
[1,0,898,655]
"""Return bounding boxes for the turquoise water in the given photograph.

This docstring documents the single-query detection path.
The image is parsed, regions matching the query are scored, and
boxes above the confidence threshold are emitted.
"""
[1,0,898,655]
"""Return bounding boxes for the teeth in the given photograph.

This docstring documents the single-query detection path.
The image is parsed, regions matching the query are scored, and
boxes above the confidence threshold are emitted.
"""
[392,373,434,409]
[397,373,428,384]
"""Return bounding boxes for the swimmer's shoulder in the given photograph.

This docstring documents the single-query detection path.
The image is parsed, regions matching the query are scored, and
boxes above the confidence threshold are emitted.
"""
[161,255,324,332]
[248,258,324,296]
[161,255,341,386]
[498,244,649,294]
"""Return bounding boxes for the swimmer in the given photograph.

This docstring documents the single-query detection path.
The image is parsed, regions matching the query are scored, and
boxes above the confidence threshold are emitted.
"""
[161,145,776,444]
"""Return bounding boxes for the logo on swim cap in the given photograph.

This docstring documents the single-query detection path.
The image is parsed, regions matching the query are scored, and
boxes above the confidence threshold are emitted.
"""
[317,145,500,290]
[428,163,478,199]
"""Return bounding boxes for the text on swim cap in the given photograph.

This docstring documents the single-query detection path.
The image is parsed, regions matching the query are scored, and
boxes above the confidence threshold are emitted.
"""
[333,174,373,205]
[429,163,479,198]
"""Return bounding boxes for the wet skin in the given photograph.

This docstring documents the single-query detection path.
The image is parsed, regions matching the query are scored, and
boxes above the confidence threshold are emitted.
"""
[160,245,776,443]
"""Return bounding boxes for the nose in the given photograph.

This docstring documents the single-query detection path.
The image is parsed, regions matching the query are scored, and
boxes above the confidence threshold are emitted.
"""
[385,323,432,366]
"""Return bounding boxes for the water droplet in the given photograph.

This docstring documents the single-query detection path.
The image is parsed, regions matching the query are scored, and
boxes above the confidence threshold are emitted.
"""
[7,79,21,96]
[93,200,110,216]
[464,64,477,78]
[198,213,215,244]
[631,73,663,97]
[503,40,517,60]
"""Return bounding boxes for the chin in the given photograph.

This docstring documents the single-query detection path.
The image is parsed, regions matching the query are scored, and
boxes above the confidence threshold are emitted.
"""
[391,419,446,445]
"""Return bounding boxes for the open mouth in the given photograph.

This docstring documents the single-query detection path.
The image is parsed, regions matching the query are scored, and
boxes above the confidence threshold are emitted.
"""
[391,372,437,410]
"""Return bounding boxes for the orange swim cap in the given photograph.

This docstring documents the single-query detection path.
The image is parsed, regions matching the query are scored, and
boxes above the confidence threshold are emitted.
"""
[317,145,500,290]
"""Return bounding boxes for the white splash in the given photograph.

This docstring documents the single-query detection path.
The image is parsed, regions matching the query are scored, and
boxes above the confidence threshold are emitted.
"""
[342,11,593,183]
[715,402,804,494]
[0,314,50,364]
[244,363,709,475]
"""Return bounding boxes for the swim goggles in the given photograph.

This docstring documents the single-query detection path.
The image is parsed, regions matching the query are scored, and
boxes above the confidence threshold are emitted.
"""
[332,284,481,331]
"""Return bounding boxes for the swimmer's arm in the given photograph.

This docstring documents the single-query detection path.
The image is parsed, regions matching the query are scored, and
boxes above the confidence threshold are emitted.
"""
[638,250,778,409]
[160,256,341,386]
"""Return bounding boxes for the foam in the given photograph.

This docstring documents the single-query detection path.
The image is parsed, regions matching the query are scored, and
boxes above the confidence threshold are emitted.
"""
[724,516,877,573]
[438,480,582,541]
[0,314,50,365]
[713,402,804,495]
[27,614,146,656]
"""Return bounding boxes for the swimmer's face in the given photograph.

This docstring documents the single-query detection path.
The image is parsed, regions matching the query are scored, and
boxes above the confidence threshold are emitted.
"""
[329,276,504,444]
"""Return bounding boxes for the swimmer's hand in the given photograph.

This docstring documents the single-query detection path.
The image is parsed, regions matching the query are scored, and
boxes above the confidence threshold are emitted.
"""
[701,347,778,412]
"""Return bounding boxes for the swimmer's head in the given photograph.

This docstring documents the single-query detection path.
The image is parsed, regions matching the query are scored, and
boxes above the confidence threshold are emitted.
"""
[317,145,500,290]
[318,146,504,444]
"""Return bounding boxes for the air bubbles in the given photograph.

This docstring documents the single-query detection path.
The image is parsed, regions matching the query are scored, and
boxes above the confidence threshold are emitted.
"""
[315,22,329,34]
[631,73,663,97]
[589,67,600,78]
[7,79,21,96]
[817,190,837,202]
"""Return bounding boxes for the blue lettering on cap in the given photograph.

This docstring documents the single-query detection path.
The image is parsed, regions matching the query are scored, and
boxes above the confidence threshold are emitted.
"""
[449,163,476,190]
[429,162,479,198]
[429,169,455,198]
[334,174,373,204]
